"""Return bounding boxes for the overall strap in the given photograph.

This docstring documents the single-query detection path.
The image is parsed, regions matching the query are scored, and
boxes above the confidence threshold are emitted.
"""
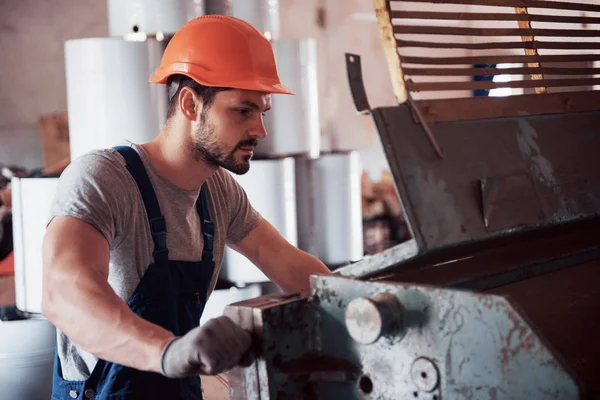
[114,146,169,263]
[196,185,214,261]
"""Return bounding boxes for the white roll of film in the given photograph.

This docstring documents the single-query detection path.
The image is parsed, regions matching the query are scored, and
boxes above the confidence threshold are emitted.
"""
[294,156,318,257]
[107,0,204,37]
[313,151,364,266]
[256,38,320,158]
[12,178,59,315]
[229,0,280,40]
[222,158,297,283]
[65,38,167,160]
[0,318,56,400]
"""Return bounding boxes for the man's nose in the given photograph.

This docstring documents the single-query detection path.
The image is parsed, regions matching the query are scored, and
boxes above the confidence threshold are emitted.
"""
[249,115,267,139]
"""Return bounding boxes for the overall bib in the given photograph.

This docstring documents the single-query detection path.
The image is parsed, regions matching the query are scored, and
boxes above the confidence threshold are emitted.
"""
[51,146,215,400]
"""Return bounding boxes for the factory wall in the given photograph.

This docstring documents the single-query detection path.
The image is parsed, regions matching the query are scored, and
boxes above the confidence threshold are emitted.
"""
[0,0,108,169]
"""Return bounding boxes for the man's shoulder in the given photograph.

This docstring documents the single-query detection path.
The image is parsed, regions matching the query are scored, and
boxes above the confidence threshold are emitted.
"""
[67,148,127,173]
[58,148,132,194]
[49,148,138,247]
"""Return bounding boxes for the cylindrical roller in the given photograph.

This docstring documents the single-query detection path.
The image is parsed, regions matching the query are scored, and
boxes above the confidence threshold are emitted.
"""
[65,38,167,160]
[256,38,320,158]
[294,156,318,257]
[222,158,297,283]
[313,151,364,266]
[0,316,56,399]
[107,0,204,36]
[11,178,60,315]
[229,0,280,40]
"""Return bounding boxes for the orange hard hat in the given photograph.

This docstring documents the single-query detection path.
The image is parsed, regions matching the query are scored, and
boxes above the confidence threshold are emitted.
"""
[149,15,294,95]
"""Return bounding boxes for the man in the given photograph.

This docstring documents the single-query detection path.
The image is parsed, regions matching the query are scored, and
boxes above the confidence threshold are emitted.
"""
[42,15,331,400]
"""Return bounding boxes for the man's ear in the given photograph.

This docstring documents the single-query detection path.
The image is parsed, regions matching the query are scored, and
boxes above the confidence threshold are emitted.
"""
[178,87,202,121]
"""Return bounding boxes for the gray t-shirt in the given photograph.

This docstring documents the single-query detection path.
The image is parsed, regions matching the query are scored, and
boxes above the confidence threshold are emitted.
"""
[48,143,261,381]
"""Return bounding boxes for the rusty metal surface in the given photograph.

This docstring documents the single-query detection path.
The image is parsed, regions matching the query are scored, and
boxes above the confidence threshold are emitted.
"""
[336,238,418,278]
[346,212,600,284]
[227,275,582,399]
[487,259,600,399]
[339,105,600,280]
[448,245,600,292]
[224,292,320,400]
[316,275,579,400]
[374,106,600,253]
[481,173,545,231]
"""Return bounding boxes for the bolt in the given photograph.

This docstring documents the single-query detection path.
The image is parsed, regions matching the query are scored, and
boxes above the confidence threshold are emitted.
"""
[345,293,403,344]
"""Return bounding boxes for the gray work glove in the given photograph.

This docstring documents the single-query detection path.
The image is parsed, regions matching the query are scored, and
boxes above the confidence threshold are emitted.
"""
[160,316,254,377]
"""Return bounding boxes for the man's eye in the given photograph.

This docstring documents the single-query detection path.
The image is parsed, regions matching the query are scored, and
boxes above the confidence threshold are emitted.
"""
[238,108,252,117]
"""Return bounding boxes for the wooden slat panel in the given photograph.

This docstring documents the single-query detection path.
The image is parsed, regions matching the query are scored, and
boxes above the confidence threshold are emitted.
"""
[412,91,600,123]
[390,11,600,25]
[402,54,600,65]
[403,66,600,76]
[397,39,600,50]
[375,0,408,103]
[514,6,545,93]
[406,77,600,91]
[393,25,600,37]
[390,0,600,13]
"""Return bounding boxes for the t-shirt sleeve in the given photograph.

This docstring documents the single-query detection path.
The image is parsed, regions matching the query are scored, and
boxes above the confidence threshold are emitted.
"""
[48,151,134,247]
[220,170,262,244]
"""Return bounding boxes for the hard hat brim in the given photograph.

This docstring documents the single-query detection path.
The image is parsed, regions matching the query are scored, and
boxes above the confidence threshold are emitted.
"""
[149,69,295,96]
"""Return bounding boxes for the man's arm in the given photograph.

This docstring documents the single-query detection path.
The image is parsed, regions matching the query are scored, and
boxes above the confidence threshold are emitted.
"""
[42,216,174,373]
[228,218,331,296]
[43,216,252,376]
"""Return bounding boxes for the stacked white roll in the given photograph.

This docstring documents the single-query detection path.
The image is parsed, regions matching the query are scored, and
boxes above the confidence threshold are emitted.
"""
[222,158,297,283]
[5,179,58,398]
[107,0,204,36]
[293,157,318,257]
[0,318,56,400]
[12,178,60,315]
[256,38,320,159]
[65,38,166,160]
[306,152,364,266]
[229,0,280,40]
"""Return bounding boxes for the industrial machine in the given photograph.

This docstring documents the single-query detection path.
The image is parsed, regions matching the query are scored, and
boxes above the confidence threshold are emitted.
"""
[225,1,600,398]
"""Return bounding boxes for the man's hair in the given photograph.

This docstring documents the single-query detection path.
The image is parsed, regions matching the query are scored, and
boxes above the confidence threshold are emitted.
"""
[166,75,232,119]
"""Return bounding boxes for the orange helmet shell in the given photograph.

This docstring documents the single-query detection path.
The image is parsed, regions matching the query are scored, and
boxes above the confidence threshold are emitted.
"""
[149,15,294,95]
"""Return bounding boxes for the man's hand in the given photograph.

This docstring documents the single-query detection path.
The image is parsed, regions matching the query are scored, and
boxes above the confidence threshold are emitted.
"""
[161,316,253,377]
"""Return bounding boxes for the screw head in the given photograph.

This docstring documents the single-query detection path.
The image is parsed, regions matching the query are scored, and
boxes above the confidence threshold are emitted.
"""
[411,357,439,392]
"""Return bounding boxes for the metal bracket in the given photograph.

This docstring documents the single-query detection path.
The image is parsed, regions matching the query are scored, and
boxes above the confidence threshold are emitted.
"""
[345,53,371,115]
[405,81,445,160]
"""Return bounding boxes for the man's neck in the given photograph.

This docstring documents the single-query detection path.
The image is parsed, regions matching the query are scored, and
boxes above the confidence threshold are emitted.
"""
[141,129,216,192]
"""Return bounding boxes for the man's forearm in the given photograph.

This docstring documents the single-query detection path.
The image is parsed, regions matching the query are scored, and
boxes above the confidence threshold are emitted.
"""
[277,248,331,295]
[42,261,174,373]
[230,219,332,296]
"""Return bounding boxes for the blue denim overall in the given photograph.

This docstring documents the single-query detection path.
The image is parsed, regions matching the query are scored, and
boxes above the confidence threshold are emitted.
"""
[51,146,215,399]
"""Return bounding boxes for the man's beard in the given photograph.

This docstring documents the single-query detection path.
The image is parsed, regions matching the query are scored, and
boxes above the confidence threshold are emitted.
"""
[191,114,257,175]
